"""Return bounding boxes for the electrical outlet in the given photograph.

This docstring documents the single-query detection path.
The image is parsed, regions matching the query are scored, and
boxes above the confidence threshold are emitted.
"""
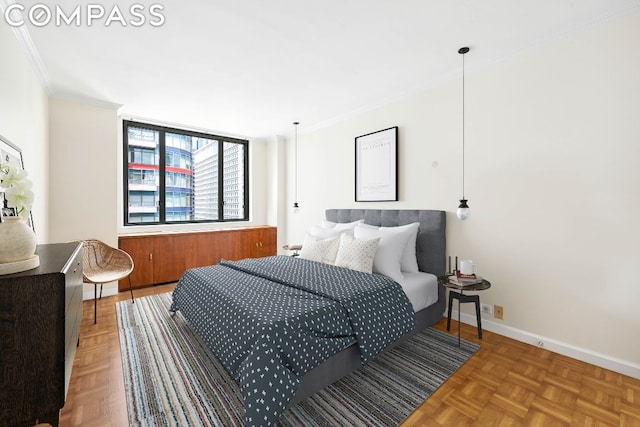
[481,304,492,314]
[494,305,504,320]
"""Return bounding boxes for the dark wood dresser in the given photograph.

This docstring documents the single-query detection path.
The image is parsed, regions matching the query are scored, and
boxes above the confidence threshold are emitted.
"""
[0,242,83,427]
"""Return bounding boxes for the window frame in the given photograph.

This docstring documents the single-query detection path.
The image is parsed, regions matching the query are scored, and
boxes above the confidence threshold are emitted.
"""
[122,120,249,226]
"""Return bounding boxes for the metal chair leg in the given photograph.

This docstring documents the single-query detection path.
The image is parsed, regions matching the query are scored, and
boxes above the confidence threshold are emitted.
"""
[128,276,135,304]
[99,283,103,299]
[94,283,98,324]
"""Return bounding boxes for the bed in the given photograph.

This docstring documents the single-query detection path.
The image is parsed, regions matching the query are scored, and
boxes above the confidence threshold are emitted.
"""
[170,209,446,426]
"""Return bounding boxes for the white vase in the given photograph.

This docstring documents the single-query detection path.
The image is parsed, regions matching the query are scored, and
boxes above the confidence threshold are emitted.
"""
[0,216,37,263]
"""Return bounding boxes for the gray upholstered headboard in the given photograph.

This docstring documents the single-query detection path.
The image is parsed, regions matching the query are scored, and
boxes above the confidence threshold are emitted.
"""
[325,209,446,277]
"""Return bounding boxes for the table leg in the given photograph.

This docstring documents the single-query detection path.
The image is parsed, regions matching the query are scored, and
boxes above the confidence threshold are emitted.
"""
[446,291,454,331]
[457,295,461,347]
[475,298,483,339]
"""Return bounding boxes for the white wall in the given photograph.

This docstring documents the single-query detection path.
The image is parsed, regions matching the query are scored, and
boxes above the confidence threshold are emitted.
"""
[0,24,49,241]
[285,11,640,375]
[265,135,288,253]
[48,98,120,297]
[249,137,270,226]
[48,98,120,245]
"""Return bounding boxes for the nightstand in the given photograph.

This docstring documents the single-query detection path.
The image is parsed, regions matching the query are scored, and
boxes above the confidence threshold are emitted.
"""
[439,276,491,346]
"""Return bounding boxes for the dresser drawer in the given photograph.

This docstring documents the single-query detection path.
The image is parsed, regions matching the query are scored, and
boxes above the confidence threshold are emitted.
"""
[64,247,83,314]
[0,242,83,427]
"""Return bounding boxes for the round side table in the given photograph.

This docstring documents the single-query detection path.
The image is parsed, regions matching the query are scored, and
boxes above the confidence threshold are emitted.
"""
[439,276,491,346]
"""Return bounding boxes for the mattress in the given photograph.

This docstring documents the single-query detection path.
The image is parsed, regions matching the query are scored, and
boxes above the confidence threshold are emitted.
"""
[398,271,439,312]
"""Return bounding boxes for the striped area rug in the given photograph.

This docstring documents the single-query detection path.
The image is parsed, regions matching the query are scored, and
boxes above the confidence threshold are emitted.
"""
[117,293,479,426]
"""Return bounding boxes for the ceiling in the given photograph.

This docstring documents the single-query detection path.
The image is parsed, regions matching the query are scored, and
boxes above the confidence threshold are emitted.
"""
[4,0,640,138]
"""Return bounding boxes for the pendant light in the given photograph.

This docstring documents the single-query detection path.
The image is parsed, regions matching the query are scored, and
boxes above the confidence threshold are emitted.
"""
[292,121,300,214]
[456,46,471,221]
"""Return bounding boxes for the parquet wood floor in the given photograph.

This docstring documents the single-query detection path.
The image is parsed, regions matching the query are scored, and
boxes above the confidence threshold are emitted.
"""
[59,284,640,426]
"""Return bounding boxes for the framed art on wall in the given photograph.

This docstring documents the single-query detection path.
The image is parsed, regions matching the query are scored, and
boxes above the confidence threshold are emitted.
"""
[0,134,34,231]
[355,126,398,202]
[0,135,22,168]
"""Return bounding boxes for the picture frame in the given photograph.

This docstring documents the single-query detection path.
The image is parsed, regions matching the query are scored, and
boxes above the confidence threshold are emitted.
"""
[2,206,16,217]
[355,126,398,202]
[0,133,34,231]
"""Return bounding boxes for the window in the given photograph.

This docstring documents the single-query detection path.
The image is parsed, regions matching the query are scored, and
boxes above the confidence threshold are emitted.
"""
[123,120,249,225]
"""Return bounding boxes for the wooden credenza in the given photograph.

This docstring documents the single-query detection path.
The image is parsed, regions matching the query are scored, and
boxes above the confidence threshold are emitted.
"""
[118,226,276,290]
[0,242,83,427]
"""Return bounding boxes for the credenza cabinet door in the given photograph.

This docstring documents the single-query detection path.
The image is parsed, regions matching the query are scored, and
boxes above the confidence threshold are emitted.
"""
[153,234,188,285]
[118,236,155,289]
[244,227,277,258]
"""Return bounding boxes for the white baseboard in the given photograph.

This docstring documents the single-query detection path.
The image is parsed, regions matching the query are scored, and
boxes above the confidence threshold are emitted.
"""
[451,309,640,380]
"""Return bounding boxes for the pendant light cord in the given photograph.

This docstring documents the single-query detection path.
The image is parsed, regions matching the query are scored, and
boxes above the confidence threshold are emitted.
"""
[293,122,299,203]
[458,46,469,200]
[462,52,465,199]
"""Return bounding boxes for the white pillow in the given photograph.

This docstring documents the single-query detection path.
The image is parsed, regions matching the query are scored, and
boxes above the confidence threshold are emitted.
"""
[381,222,420,273]
[299,233,340,264]
[354,222,420,273]
[319,219,364,230]
[319,220,337,229]
[355,222,377,230]
[354,224,414,282]
[334,219,364,230]
[318,219,336,228]
[308,226,345,239]
[334,233,380,274]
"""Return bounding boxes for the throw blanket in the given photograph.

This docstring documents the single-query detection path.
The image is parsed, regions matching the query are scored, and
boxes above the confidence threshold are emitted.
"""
[170,256,415,426]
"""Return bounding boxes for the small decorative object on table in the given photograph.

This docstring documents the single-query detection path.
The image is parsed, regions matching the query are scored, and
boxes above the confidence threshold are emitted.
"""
[283,244,302,257]
[448,270,484,286]
[0,160,38,274]
[446,256,483,285]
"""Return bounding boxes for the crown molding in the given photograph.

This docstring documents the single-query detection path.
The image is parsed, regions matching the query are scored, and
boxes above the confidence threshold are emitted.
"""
[0,0,51,94]
[50,92,123,110]
[118,113,253,142]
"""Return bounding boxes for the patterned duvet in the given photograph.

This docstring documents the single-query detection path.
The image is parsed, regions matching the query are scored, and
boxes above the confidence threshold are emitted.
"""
[170,255,415,426]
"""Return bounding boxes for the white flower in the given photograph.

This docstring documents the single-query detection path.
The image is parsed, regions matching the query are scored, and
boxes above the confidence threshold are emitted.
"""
[0,164,27,188]
[1,162,33,218]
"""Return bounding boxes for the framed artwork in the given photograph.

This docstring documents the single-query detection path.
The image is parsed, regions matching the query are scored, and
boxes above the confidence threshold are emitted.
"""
[0,133,34,231]
[355,126,398,202]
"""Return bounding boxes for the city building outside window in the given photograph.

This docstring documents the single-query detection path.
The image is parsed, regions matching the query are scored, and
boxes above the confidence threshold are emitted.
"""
[123,120,248,225]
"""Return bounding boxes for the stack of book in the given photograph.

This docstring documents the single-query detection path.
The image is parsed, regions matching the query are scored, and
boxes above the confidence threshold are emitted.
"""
[448,271,484,286]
